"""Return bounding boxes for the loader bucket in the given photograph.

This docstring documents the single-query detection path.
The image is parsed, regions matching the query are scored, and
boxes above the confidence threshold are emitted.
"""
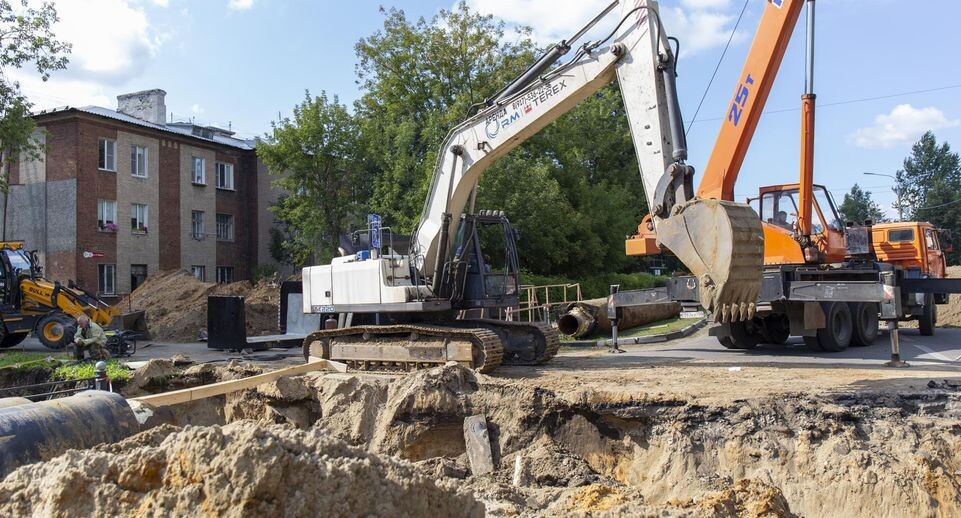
[111,310,148,335]
[655,199,764,322]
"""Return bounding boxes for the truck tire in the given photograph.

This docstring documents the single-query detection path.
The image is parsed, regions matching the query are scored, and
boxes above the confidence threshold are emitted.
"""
[716,321,761,350]
[850,302,879,346]
[812,302,853,352]
[760,314,790,345]
[37,313,75,350]
[919,293,936,336]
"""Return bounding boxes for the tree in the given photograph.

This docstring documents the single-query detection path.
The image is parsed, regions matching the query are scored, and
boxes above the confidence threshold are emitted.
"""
[896,131,961,262]
[0,1,70,190]
[257,92,368,265]
[839,183,886,225]
[351,2,650,277]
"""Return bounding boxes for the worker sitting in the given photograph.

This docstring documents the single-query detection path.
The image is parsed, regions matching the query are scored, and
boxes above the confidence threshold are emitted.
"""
[71,315,109,361]
[773,211,792,230]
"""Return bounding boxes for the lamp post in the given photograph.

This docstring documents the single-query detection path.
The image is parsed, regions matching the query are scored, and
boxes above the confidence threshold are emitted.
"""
[863,172,903,222]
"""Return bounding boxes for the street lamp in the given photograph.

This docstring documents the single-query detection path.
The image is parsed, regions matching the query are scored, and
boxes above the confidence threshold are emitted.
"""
[863,172,903,222]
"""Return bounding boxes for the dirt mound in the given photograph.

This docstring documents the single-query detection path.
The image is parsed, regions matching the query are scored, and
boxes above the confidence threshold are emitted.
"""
[121,270,281,342]
[936,265,961,327]
[136,362,961,517]
[0,421,484,517]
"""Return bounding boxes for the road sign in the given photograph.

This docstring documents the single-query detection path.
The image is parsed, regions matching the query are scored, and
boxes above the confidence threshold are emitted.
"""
[368,214,382,250]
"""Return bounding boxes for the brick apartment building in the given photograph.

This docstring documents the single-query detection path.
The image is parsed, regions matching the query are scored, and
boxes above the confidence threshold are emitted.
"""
[2,89,281,300]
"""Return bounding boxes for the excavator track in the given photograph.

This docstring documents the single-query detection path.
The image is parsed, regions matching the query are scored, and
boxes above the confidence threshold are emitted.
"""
[466,319,560,366]
[303,325,504,374]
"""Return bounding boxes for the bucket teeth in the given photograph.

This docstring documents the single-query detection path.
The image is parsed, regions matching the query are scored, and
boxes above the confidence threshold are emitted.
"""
[654,199,764,323]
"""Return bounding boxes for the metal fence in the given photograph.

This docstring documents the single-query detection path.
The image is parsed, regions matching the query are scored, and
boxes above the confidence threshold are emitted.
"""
[506,283,583,324]
[0,363,111,401]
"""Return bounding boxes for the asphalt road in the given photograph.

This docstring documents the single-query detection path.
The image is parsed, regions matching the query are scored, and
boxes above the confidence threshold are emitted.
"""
[591,326,961,371]
[9,325,961,372]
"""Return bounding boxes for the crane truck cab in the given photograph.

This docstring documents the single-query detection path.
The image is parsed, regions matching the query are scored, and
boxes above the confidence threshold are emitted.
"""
[754,183,847,265]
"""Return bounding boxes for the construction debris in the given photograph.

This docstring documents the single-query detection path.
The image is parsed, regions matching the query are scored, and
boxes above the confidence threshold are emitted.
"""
[463,414,495,476]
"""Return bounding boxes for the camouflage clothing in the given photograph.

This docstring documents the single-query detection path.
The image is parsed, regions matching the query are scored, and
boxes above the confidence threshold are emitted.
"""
[74,321,109,360]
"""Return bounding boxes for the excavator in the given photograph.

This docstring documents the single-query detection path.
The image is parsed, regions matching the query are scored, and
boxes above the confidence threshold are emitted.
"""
[301,0,764,372]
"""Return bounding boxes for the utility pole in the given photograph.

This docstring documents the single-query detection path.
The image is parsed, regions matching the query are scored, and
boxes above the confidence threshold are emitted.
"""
[863,172,903,222]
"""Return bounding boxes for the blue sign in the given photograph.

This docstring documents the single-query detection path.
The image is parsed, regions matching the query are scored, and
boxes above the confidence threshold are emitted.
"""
[368,214,382,250]
[771,0,783,8]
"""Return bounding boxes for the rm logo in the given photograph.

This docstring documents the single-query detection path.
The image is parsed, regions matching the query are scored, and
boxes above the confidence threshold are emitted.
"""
[771,0,784,7]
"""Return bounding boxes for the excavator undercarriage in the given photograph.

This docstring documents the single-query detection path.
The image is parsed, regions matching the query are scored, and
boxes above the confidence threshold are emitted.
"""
[303,319,558,373]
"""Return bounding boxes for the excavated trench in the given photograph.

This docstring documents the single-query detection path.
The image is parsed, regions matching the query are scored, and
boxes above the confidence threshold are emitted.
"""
[129,363,961,517]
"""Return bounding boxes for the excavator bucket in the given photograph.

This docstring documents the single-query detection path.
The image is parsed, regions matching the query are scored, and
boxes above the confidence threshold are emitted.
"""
[655,199,764,322]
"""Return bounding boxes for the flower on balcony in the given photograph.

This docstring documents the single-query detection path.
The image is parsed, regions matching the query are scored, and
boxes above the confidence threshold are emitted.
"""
[99,222,118,233]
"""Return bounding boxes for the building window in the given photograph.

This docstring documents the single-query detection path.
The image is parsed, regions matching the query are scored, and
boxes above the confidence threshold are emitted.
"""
[191,265,206,281]
[131,203,148,233]
[216,213,234,241]
[98,264,116,295]
[97,199,117,232]
[216,162,234,190]
[192,157,206,185]
[216,266,234,284]
[131,145,148,177]
[191,210,205,239]
[98,138,116,171]
[131,264,148,291]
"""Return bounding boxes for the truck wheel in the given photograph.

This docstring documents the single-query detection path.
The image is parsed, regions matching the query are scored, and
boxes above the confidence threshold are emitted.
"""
[814,302,853,352]
[919,293,936,336]
[0,333,28,348]
[716,321,761,349]
[37,313,75,350]
[850,302,879,346]
[760,314,790,345]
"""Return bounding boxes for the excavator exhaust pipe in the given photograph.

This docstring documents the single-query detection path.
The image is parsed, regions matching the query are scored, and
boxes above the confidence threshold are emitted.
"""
[655,199,764,323]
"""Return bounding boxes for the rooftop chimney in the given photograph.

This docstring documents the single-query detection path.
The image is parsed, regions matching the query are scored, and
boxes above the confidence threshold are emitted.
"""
[117,89,167,125]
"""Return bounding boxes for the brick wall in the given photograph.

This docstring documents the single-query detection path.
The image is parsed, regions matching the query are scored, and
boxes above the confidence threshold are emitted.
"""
[75,120,119,294]
[158,138,181,269]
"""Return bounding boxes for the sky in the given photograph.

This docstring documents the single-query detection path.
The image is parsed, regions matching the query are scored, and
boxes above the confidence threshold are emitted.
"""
[15,0,961,219]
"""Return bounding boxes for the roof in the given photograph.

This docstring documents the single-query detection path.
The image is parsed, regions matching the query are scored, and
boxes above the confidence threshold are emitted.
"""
[33,105,256,151]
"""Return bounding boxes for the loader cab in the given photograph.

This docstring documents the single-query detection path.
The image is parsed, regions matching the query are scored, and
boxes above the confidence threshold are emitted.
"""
[0,243,34,307]
[756,184,847,264]
[447,211,520,310]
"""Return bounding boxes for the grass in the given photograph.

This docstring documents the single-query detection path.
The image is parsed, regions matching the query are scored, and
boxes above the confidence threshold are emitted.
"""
[53,359,131,382]
[0,351,65,370]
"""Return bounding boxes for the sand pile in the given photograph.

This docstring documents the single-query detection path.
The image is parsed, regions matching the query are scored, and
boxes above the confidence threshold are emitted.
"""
[936,265,961,327]
[121,270,281,342]
[0,421,484,517]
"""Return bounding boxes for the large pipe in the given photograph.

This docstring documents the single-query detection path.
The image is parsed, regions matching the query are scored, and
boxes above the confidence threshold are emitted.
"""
[0,391,139,477]
[558,298,681,338]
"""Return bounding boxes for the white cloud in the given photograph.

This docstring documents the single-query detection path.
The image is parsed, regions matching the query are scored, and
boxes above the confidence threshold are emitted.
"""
[680,0,730,9]
[227,0,254,11]
[466,0,740,56]
[14,0,170,110]
[849,104,959,149]
[150,0,169,7]
[191,103,204,115]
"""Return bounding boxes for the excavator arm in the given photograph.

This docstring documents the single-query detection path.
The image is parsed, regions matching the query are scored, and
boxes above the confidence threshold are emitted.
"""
[412,0,764,321]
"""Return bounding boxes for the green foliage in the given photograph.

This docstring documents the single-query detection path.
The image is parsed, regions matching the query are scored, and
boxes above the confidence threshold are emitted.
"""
[251,263,278,284]
[896,131,961,262]
[839,183,886,224]
[0,0,70,192]
[258,92,368,263]
[53,359,130,382]
[0,351,62,369]
[520,271,666,299]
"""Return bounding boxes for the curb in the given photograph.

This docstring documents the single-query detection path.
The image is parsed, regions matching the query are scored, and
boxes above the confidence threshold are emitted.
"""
[596,318,708,347]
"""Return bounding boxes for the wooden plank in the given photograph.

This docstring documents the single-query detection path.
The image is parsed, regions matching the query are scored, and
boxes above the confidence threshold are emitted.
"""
[130,359,335,407]
[463,414,495,476]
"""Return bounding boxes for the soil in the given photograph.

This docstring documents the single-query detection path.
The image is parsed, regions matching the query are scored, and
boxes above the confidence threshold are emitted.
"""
[120,270,281,342]
[4,355,961,516]
[936,265,961,327]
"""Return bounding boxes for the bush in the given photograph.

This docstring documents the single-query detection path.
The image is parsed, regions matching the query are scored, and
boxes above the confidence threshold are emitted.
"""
[519,271,666,300]
[53,359,130,382]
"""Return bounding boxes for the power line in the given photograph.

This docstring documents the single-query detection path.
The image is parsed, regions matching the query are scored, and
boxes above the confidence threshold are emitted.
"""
[685,0,750,136]
[689,83,961,125]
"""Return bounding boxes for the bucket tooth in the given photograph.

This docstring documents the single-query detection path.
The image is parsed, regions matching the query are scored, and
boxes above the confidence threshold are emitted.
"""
[654,199,764,322]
